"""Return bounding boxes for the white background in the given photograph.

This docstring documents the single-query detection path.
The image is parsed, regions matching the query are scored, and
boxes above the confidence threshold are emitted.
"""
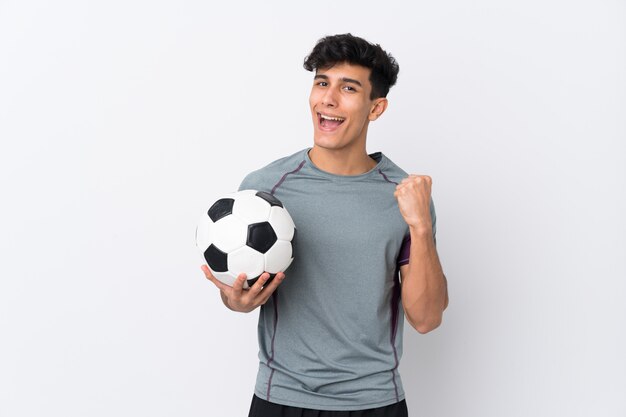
[1,1,625,416]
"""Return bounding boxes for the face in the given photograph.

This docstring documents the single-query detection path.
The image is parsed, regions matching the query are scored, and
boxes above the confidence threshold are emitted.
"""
[308,62,387,152]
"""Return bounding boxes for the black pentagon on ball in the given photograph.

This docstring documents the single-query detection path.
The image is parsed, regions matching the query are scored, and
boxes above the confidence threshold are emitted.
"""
[204,244,228,272]
[255,191,283,208]
[291,227,297,254]
[247,221,277,254]
[208,198,234,222]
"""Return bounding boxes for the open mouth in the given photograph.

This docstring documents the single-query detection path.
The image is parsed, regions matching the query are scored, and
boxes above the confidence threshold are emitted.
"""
[318,112,345,131]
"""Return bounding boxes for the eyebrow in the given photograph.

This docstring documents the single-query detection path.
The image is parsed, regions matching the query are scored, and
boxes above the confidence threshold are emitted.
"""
[314,74,363,87]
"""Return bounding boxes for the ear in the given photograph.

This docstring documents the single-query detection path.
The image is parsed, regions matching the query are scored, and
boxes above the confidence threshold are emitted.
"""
[368,98,388,121]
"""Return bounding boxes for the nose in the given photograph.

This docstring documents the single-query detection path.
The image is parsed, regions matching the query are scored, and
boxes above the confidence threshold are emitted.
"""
[322,86,338,107]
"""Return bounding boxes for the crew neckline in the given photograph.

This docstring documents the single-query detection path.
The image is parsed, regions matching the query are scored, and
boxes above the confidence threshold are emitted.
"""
[304,147,385,180]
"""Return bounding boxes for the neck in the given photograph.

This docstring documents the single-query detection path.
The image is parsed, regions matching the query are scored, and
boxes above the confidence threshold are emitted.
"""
[308,145,377,176]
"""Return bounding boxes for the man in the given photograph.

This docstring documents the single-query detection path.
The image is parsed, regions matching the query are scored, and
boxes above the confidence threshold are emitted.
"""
[202,33,448,417]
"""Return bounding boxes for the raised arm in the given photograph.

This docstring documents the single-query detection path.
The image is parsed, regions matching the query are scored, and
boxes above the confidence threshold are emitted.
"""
[394,175,448,333]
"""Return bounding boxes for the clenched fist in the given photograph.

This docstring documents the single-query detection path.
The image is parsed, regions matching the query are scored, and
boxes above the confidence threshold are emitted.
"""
[393,174,433,235]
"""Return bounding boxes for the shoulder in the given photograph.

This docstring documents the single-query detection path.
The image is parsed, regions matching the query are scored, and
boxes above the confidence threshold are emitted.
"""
[375,152,409,185]
[238,148,308,192]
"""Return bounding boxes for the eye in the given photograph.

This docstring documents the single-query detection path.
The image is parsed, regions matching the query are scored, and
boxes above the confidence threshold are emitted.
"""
[316,81,328,87]
[343,86,356,92]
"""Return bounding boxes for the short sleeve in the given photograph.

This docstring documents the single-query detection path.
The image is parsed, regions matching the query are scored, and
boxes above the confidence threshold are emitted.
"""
[238,171,263,192]
[397,234,411,266]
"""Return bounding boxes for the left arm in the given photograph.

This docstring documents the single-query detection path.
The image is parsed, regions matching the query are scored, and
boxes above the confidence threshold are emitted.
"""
[395,175,449,334]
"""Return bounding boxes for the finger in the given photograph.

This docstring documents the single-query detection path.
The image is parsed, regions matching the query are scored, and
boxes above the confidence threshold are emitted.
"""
[258,272,285,301]
[231,273,247,296]
[201,265,230,292]
[394,187,407,196]
[412,174,431,184]
[248,272,271,296]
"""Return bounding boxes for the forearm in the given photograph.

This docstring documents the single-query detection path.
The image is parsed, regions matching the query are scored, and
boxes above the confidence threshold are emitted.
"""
[401,226,448,333]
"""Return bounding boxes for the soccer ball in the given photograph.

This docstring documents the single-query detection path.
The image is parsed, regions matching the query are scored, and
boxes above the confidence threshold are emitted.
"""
[196,189,296,288]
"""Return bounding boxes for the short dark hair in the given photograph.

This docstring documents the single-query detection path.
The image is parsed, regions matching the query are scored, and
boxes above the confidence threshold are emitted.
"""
[303,33,399,100]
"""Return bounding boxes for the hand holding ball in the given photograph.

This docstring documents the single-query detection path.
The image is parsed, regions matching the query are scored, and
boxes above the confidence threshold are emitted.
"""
[196,190,296,289]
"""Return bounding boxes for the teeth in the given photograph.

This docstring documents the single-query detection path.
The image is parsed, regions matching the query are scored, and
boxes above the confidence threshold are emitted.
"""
[320,113,345,122]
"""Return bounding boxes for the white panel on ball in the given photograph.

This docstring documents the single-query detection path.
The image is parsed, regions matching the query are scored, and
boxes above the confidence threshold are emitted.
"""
[211,215,247,252]
[280,257,294,273]
[228,246,265,286]
[268,206,296,241]
[264,240,293,273]
[232,192,272,224]
[211,270,238,287]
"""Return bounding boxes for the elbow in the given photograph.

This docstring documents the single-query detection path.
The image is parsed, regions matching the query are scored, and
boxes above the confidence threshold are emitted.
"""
[406,312,443,334]
[415,318,443,334]
[404,296,448,334]
[402,288,449,334]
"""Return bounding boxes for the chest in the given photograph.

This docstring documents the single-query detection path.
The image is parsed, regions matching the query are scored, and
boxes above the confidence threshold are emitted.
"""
[275,179,408,264]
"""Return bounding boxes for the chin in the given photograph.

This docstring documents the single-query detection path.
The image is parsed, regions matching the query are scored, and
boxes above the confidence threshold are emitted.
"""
[313,134,345,150]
